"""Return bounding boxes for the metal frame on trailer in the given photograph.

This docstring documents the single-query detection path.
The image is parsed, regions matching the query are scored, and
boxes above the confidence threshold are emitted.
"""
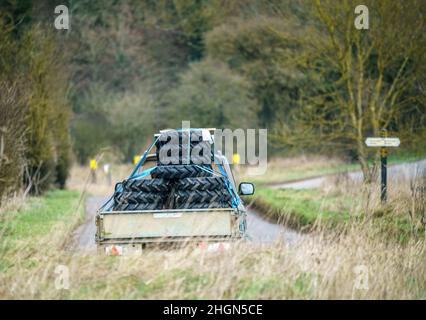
[99,128,241,213]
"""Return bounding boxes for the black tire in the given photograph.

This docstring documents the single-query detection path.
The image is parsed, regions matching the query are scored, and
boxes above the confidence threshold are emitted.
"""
[174,189,232,203]
[114,191,166,205]
[189,141,212,165]
[157,141,212,165]
[174,201,232,209]
[175,176,227,191]
[157,129,203,145]
[158,144,184,165]
[151,165,212,179]
[123,178,170,193]
[114,201,163,211]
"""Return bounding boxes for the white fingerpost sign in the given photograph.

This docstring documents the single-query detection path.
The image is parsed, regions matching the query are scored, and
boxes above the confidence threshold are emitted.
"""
[365,137,400,147]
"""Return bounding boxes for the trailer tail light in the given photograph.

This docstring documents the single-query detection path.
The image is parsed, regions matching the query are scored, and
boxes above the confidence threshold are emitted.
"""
[105,245,123,256]
[198,241,230,252]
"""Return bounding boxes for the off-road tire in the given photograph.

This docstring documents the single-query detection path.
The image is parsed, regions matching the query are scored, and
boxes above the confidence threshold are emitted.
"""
[122,178,170,193]
[114,191,166,205]
[174,201,232,209]
[151,165,212,179]
[157,141,212,165]
[175,176,227,191]
[113,201,163,211]
[174,189,232,204]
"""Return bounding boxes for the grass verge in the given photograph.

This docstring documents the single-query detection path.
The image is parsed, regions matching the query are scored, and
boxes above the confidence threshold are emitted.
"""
[250,171,425,243]
[243,151,426,185]
[0,190,85,286]
[249,187,351,231]
[0,181,424,299]
[0,190,84,241]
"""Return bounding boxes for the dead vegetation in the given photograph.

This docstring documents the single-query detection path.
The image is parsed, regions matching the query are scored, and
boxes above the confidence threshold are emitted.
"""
[0,224,424,299]
[1,163,425,299]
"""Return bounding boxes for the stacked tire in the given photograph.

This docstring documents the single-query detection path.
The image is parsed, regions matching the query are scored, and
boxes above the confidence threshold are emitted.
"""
[113,178,170,211]
[151,164,211,179]
[112,130,233,212]
[173,176,233,209]
[113,168,233,211]
[156,130,213,166]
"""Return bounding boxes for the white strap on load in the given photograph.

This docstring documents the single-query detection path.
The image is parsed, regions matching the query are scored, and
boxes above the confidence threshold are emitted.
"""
[202,129,213,144]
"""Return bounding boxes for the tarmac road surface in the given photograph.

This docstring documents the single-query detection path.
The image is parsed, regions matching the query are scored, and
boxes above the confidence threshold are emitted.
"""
[69,197,303,251]
[70,159,425,251]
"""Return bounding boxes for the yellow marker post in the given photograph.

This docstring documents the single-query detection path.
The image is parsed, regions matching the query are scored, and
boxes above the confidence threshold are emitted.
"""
[133,155,141,165]
[89,159,97,183]
[90,159,97,170]
[232,153,241,164]
[233,153,241,177]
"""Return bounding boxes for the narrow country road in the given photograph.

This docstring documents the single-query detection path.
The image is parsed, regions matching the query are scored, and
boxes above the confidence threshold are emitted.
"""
[68,196,103,252]
[70,197,303,252]
[246,209,304,245]
[70,159,425,252]
[273,159,426,189]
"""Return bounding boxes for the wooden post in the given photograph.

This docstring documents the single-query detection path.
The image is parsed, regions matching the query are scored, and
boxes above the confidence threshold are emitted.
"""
[365,130,400,204]
[90,159,97,184]
[104,164,112,186]
[380,129,388,203]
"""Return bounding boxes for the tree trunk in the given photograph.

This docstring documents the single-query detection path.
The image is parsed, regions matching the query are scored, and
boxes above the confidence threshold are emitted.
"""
[357,142,372,183]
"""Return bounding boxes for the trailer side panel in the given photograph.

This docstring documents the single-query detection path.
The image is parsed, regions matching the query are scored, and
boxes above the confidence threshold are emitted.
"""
[100,209,235,239]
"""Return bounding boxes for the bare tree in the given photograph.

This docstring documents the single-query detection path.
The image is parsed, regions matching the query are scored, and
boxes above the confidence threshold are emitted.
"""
[275,0,425,182]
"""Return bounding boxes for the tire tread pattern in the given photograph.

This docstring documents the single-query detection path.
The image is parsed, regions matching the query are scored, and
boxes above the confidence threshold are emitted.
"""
[151,165,212,179]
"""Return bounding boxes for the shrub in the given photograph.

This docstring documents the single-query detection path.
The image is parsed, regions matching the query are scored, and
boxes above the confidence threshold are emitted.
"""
[0,15,72,197]
[0,82,27,202]
[164,59,259,129]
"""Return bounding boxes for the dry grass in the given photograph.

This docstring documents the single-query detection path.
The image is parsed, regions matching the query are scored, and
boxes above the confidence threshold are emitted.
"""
[0,225,424,299]
[240,154,351,185]
[268,155,345,169]
[322,166,426,240]
[251,161,426,241]
[67,164,133,196]
[1,158,425,300]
